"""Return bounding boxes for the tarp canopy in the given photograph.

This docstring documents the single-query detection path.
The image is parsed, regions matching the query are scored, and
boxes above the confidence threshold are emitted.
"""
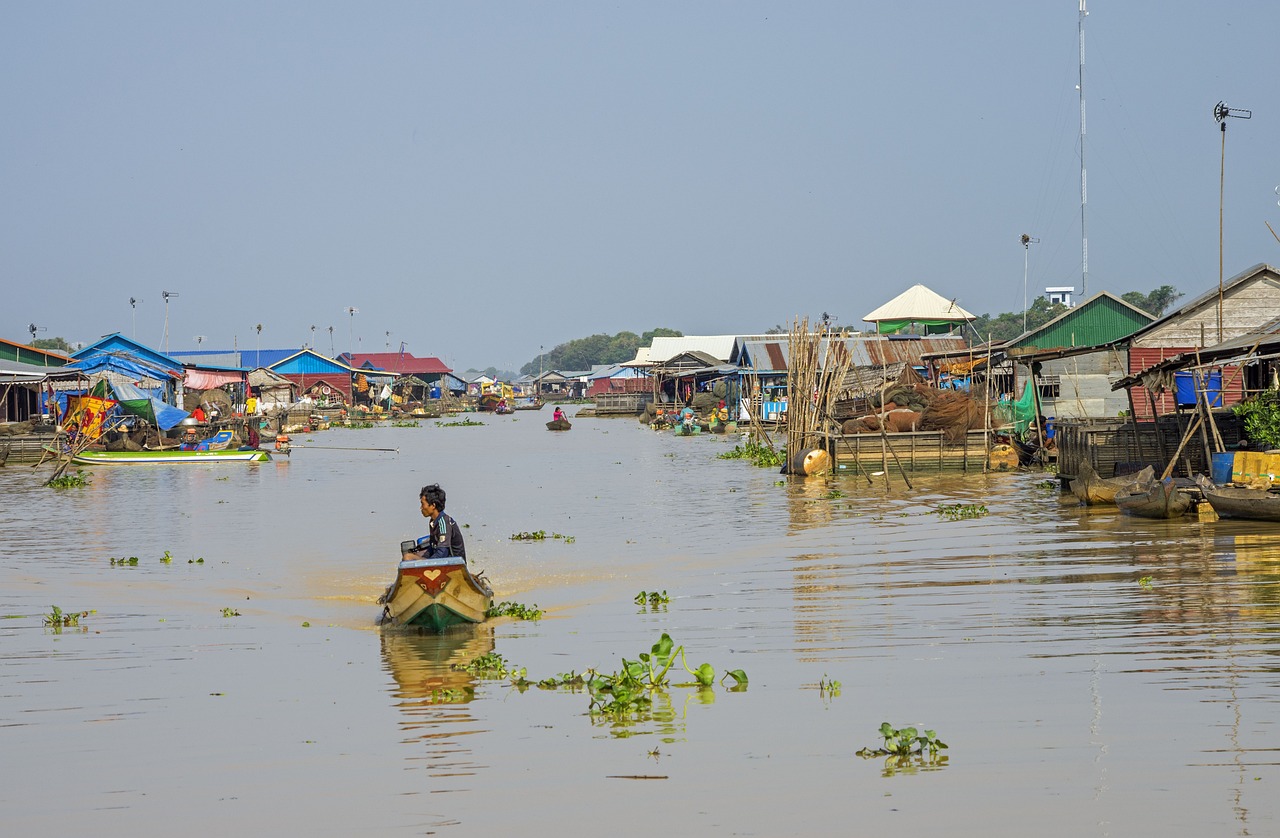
[185,368,245,390]
[65,352,180,387]
[112,379,190,431]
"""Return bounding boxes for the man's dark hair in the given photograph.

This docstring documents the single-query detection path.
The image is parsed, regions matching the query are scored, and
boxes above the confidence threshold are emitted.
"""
[419,483,446,511]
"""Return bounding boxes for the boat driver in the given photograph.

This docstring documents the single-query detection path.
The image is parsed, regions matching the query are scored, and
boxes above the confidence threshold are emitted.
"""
[417,483,467,560]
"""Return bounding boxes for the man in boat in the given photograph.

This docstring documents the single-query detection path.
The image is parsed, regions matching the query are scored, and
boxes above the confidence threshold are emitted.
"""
[416,483,466,560]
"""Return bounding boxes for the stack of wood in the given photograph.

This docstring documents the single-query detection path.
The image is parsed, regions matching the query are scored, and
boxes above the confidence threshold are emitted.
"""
[784,318,855,473]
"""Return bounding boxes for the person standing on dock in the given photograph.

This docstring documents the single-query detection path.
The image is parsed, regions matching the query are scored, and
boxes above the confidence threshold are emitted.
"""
[417,483,466,560]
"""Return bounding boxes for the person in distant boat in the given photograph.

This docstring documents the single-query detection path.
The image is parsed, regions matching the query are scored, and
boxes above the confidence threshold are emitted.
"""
[416,483,466,560]
[553,406,565,422]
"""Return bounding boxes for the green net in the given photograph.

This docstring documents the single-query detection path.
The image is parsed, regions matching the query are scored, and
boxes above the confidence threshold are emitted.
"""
[1011,381,1039,434]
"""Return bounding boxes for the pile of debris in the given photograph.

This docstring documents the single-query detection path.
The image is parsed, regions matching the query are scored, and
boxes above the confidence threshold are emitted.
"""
[838,376,996,444]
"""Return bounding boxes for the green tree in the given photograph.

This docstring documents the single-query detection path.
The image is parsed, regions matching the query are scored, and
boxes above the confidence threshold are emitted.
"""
[969,298,1067,344]
[32,337,71,351]
[1121,285,1183,317]
[520,328,683,375]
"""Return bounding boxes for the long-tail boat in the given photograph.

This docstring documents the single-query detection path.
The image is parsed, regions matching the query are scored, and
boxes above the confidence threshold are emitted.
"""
[1069,462,1153,506]
[378,541,493,631]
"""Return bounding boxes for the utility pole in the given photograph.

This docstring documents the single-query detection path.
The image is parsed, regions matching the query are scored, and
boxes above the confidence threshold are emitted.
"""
[328,325,335,357]
[162,290,179,354]
[1078,0,1088,299]
[255,323,263,369]
[1021,234,1040,334]
[345,307,359,358]
[1214,101,1251,344]
[309,324,316,350]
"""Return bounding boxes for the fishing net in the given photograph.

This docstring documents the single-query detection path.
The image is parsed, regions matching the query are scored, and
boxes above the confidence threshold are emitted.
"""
[1010,381,1039,434]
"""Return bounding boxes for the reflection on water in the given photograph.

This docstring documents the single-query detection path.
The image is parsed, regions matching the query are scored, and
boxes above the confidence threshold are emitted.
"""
[382,626,495,782]
[3,411,1280,835]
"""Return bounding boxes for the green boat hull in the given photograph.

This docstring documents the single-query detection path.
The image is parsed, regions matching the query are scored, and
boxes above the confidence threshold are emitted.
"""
[71,449,271,465]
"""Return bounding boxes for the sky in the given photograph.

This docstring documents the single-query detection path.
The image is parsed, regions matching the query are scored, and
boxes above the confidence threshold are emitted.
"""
[4,1,1279,373]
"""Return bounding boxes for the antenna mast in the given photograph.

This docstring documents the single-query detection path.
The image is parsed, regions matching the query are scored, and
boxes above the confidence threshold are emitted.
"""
[1078,0,1088,299]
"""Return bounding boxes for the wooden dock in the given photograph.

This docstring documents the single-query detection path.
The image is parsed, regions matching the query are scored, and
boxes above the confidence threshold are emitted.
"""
[0,433,60,464]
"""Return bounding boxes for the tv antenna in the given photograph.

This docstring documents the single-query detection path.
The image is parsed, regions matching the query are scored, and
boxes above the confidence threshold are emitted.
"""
[162,290,179,353]
[1215,101,1252,343]
[309,324,316,349]
[28,323,46,342]
[328,325,335,357]
[129,296,143,338]
[194,335,207,346]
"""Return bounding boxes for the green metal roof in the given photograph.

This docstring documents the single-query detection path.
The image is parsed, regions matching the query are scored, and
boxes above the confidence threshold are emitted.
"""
[1006,292,1153,351]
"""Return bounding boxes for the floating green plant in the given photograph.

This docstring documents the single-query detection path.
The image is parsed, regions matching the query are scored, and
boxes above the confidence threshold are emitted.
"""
[109,556,140,566]
[160,550,173,564]
[47,470,90,489]
[43,605,88,627]
[1138,575,1154,589]
[336,421,375,429]
[485,601,543,621]
[390,420,420,428]
[220,607,241,618]
[857,722,948,759]
[935,503,988,521]
[187,557,205,564]
[510,531,575,543]
[634,590,670,608]
[1035,479,1058,491]
[825,488,846,499]
[818,674,842,697]
[718,441,785,468]
[436,419,485,427]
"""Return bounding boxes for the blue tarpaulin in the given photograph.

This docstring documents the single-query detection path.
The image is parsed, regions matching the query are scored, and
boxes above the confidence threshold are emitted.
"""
[111,380,189,431]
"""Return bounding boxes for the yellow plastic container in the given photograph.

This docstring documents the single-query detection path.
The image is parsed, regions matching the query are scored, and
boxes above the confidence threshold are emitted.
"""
[1232,451,1280,485]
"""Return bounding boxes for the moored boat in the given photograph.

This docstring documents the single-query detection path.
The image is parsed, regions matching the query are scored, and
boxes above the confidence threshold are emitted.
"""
[546,418,571,431]
[513,399,545,411]
[1069,462,1153,506]
[1196,475,1280,522]
[71,448,270,465]
[378,544,493,631]
[1115,476,1192,519]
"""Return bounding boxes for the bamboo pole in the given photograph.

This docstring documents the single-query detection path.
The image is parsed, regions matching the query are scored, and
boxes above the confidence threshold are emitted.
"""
[1161,415,1204,481]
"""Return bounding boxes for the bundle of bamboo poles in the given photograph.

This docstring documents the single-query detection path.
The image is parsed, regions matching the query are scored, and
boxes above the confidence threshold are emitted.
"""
[785,317,855,472]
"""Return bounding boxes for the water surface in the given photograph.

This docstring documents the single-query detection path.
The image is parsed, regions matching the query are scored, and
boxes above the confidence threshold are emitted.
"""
[2,407,1277,835]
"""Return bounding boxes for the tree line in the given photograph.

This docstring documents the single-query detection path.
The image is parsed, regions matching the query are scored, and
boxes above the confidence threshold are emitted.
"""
[520,328,683,376]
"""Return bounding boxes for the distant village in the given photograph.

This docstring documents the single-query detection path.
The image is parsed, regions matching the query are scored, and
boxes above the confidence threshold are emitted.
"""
[5,265,1280,481]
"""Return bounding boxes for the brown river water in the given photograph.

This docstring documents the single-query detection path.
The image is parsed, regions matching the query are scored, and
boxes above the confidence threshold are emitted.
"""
[2,405,1278,836]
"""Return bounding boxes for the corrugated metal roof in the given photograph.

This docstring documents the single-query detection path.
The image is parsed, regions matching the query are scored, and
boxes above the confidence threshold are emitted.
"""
[647,336,737,364]
[1005,291,1152,350]
[739,335,965,372]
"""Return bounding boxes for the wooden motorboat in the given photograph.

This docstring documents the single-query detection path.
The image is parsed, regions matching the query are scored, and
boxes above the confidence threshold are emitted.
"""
[1196,475,1280,522]
[1069,462,1154,506]
[1115,476,1192,519]
[71,448,270,465]
[513,399,545,411]
[546,418,571,431]
[379,544,493,632]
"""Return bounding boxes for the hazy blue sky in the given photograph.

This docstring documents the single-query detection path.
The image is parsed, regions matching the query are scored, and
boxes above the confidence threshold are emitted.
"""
[4,2,1278,372]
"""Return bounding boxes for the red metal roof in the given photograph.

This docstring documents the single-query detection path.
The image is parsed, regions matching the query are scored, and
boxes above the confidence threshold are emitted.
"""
[342,352,452,376]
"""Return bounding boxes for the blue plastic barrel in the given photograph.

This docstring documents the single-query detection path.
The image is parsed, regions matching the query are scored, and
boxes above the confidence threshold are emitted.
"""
[1211,452,1234,485]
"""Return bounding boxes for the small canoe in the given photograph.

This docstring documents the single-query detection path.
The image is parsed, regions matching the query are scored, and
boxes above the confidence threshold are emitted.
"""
[1196,475,1280,522]
[546,418,572,431]
[1115,477,1192,519]
[379,551,493,632]
[1070,462,1154,506]
[513,400,545,411]
[71,449,271,465]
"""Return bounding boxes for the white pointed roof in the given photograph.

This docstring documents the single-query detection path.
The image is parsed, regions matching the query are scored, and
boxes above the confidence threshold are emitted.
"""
[863,284,975,323]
